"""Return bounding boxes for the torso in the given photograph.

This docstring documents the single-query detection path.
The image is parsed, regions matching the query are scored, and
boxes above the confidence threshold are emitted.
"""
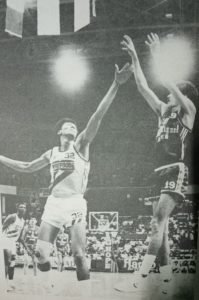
[155,106,191,167]
[24,223,39,246]
[49,143,90,198]
[56,232,68,250]
[3,214,25,241]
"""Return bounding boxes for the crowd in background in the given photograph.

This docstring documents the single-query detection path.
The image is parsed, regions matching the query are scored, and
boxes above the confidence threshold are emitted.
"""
[12,201,197,274]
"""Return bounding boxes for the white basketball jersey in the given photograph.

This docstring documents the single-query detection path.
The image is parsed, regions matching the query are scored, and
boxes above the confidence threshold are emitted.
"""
[3,214,25,241]
[49,144,90,198]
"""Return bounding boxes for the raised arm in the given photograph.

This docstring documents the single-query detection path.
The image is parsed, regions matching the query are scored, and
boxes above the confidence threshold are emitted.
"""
[145,33,197,116]
[0,151,50,173]
[76,63,132,147]
[121,35,164,115]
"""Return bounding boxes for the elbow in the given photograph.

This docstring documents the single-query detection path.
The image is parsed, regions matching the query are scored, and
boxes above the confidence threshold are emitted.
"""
[21,163,34,173]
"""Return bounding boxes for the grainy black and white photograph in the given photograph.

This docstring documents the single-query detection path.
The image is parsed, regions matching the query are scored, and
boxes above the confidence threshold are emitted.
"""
[0,1,198,300]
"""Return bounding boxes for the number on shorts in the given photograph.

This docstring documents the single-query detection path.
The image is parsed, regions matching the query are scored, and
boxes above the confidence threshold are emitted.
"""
[165,180,176,190]
[71,212,83,225]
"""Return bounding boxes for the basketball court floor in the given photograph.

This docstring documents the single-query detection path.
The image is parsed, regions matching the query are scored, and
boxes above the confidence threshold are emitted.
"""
[1,268,195,300]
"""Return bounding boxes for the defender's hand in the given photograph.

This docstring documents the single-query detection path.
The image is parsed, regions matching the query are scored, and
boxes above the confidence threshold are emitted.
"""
[114,62,133,85]
[121,35,137,60]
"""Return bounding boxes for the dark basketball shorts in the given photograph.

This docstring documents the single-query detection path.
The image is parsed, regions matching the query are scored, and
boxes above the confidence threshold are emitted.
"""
[153,162,188,201]
[57,248,67,257]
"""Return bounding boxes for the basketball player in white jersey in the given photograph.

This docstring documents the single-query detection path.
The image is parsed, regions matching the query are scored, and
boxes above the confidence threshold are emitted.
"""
[0,63,132,281]
[2,203,26,289]
[115,34,198,293]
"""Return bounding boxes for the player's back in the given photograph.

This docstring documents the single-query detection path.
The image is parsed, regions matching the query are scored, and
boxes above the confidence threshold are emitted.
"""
[155,107,191,167]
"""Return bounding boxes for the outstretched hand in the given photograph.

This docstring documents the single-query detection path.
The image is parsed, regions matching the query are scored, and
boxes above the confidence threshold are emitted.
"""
[145,33,160,55]
[121,35,137,60]
[114,62,133,85]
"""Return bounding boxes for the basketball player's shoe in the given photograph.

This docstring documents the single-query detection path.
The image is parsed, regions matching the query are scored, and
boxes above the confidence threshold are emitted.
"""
[159,265,173,295]
[6,281,16,292]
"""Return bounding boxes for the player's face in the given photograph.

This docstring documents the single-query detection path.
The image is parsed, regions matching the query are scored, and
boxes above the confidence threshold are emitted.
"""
[17,205,26,216]
[59,122,78,140]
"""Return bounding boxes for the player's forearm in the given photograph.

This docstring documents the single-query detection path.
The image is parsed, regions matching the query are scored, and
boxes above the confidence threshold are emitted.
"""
[94,80,120,121]
[132,55,149,92]
[81,80,119,143]
[0,155,33,173]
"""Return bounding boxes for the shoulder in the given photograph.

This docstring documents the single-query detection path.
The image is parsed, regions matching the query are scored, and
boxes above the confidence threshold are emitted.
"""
[4,213,16,224]
[9,213,17,221]
[42,147,57,161]
[73,143,90,162]
[182,97,196,116]
[179,108,196,131]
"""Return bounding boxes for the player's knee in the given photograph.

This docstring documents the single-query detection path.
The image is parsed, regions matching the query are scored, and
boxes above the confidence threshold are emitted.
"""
[10,254,16,261]
[72,240,85,256]
[150,218,159,234]
[9,255,16,267]
[35,240,51,264]
[163,228,169,236]
[73,248,84,259]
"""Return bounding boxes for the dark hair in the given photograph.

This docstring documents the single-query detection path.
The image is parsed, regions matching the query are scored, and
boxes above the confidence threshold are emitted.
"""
[16,202,26,209]
[177,81,199,108]
[54,118,78,134]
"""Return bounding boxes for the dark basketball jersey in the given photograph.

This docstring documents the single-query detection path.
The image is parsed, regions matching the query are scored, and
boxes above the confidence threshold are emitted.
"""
[24,222,39,252]
[155,108,191,166]
[56,232,68,254]
[25,228,38,245]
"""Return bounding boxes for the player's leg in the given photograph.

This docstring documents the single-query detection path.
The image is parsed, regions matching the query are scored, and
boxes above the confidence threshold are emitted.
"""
[32,255,37,276]
[70,222,90,281]
[158,220,173,280]
[158,221,170,265]
[61,253,65,272]
[152,204,172,294]
[8,254,16,280]
[157,221,173,295]
[57,251,62,272]
[4,249,16,291]
[7,242,17,281]
[35,221,59,272]
[115,193,176,293]
[4,249,9,279]
[23,251,29,275]
[153,201,170,269]
[140,193,176,276]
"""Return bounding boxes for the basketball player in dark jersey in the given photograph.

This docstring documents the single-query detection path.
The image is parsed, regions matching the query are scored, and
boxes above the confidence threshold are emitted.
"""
[0,63,132,283]
[116,34,198,293]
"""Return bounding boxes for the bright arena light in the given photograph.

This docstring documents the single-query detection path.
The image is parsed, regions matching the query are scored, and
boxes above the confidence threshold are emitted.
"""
[152,36,195,83]
[52,49,89,92]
